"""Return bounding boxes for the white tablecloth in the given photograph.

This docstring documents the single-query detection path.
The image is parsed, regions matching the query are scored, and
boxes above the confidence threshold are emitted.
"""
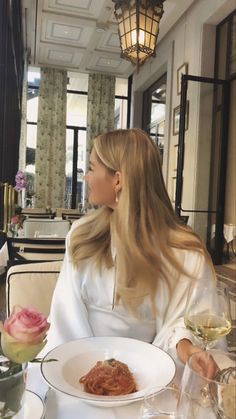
[45,390,142,419]
[26,364,143,418]
[211,223,236,243]
[223,224,236,243]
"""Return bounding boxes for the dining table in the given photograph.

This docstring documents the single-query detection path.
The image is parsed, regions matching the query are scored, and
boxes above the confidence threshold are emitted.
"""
[25,346,192,419]
[211,223,236,259]
[26,362,222,419]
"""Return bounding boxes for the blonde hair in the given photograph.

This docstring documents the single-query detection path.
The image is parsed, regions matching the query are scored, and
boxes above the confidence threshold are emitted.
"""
[70,129,212,313]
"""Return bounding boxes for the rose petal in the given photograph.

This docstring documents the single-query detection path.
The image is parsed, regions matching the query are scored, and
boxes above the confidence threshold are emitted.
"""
[3,306,49,345]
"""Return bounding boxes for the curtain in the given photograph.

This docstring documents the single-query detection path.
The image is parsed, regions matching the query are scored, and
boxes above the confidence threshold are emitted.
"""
[86,73,115,170]
[35,67,67,208]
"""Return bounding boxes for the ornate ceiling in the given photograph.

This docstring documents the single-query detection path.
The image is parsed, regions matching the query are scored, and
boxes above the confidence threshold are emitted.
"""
[22,0,195,77]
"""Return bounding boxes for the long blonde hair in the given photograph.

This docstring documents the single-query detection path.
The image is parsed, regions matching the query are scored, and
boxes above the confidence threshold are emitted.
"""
[70,129,212,312]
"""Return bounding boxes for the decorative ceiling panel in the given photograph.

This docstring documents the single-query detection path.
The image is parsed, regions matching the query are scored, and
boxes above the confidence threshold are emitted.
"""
[51,23,82,42]
[48,50,74,63]
[96,31,120,52]
[86,52,130,76]
[41,17,95,47]
[38,45,84,68]
[96,57,121,69]
[43,0,105,19]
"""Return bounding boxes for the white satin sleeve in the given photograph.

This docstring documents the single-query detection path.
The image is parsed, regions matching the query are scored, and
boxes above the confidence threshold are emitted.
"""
[42,231,93,355]
[152,250,215,360]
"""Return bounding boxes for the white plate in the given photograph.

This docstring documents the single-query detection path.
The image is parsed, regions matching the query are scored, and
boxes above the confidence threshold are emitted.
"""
[24,390,45,419]
[41,337,176,407]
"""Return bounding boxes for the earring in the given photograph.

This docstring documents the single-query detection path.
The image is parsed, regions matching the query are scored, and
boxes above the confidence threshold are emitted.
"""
[115,188,120,203]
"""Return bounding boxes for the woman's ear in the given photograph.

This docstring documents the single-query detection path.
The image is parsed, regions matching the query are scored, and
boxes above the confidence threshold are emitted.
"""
[114,171,122,190]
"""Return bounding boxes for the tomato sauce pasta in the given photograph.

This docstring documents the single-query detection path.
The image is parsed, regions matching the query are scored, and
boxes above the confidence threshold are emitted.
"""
[79,358,137,396]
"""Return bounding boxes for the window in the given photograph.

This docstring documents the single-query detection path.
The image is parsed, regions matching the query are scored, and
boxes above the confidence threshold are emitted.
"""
[65,72,88,207]
[26,70,129,207]
[114,78,129,129]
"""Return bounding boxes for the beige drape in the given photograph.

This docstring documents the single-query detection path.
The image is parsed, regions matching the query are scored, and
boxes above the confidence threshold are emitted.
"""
[86,73,115,170]
[35,68,67,208]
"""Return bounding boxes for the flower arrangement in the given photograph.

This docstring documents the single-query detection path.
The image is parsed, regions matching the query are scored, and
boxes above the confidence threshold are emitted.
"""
[9,207,25,237]
[0,306,50,417]
[10,214,25,230]
[14,171,27,192]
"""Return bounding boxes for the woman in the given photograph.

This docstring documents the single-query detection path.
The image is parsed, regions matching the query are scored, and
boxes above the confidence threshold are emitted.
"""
[46,128,215,373]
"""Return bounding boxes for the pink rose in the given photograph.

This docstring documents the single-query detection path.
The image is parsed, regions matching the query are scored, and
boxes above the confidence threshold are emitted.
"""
[0,305,50,363]
[11,215,20,225]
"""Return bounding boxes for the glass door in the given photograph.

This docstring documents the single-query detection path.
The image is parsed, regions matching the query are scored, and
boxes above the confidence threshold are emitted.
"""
[175,74,230,264]
[142,74,167,160]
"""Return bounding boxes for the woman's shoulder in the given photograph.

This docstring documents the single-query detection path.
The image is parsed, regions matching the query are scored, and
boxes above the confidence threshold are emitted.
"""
[66,215,89,246]
[71,216,87,231]
[172,247,210,279]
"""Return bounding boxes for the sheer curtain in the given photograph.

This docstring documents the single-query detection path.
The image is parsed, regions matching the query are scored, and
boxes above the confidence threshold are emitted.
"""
[35,67,67,208]
[86,73,115,170]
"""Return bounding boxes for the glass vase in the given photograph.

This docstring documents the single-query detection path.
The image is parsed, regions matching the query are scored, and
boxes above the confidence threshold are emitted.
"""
[0,357,27,418]
[17,189,26,209]
[179,349,236,419]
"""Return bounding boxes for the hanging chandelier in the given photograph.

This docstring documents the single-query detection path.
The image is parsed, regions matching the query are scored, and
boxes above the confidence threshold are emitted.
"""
[112,0,165,66]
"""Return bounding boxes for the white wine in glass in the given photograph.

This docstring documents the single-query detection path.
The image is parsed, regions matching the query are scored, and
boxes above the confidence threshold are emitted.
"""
[184,280,232,349]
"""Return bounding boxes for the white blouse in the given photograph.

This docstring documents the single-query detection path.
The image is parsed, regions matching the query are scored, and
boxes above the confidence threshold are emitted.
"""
[44,222,214,365]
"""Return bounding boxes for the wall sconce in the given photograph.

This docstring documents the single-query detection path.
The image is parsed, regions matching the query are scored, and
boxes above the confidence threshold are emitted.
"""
[113,0,165,67]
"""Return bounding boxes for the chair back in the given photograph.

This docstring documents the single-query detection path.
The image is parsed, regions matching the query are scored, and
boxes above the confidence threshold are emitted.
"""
[7,237,66,265]
[6,261,62,317]
[56,208,84,223]
[21,208,56,219]
[62,212,84,223]
[23,218,70,238]
[179,215,189,225]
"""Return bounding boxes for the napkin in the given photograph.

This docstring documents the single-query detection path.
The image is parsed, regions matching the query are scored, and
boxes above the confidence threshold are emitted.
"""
[0,242,9,274]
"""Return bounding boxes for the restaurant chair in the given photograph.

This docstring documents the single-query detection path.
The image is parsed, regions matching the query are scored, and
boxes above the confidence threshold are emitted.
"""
[61,212,84,223]
[6,260,62,317]
[179,215,189,225]
[55,208,76,217]
[56,208,84,223]
[7,237,66,267]
[23,218,70,238]
[22,213,56,219]
[21,208,56,219]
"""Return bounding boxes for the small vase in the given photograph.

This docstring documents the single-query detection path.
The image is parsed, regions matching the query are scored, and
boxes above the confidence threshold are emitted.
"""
[17,189,26,209]
[0,357,27,418]
[11,224,19,238]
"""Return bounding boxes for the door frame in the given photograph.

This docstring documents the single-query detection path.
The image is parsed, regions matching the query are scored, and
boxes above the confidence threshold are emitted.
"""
[175,74,230,264]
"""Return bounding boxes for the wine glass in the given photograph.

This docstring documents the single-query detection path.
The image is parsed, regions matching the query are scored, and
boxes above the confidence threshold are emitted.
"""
[184,279,232,350]
[140,385,192,418]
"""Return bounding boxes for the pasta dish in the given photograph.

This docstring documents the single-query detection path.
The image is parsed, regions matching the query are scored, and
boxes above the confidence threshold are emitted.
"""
[79,358,137,396]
